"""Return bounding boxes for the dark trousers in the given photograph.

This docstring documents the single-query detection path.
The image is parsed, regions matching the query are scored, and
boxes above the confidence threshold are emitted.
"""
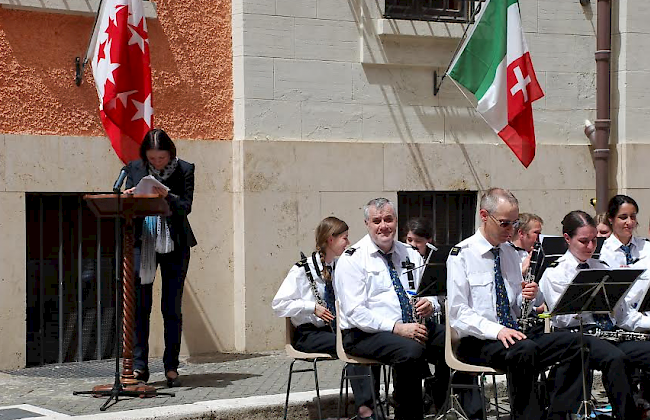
[457,331,584,420]
[293,324,378,412]
[551,333,642,420]
[616,340,650,402]
[342,320,449,420]
[134,245,191,373]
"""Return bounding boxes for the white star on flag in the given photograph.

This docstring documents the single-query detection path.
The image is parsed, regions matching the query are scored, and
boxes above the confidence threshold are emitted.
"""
[131,93,153,128]
[128,24,148,53]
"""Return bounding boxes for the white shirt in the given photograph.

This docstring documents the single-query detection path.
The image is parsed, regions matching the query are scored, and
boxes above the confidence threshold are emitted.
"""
[601,235,650,331]
[539,251,617,329]
[447,230,525,340]
[272,252,334,328]
[334,235,426,333]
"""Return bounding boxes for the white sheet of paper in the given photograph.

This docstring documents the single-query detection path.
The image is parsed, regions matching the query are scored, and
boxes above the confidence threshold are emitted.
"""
[134,175,170,195]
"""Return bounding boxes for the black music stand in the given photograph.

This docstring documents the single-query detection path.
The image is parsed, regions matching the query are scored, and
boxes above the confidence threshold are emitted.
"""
[552,268,643,417]
[416,248,447,298]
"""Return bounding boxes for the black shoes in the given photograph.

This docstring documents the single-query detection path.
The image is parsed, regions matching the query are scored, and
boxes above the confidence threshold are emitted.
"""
[165,370,181,388]
[133,368,150,383]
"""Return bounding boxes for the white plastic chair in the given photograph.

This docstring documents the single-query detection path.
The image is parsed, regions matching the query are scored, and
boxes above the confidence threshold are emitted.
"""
[283,318,335,420]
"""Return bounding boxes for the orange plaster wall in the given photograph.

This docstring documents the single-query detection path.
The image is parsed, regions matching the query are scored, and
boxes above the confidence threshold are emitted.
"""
[0,0,233,141]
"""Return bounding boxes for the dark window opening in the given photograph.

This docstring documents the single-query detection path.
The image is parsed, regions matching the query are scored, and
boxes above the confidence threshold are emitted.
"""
[384,0,479,23]
[26,193,119,367]
[398,191,478,294]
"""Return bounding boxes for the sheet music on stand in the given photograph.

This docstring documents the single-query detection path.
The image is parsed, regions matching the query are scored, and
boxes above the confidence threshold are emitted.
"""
[552,268,643,317]
[535,236,606,281]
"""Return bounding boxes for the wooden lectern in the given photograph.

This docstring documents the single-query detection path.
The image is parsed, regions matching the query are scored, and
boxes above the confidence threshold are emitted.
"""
[76,193,173,409]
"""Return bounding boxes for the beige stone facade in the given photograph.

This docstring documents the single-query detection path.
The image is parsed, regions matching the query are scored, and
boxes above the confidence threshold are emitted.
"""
[1,0,650,368]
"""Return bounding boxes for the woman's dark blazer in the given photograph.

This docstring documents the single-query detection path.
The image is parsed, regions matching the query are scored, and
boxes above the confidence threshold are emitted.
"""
[124,159,198,249]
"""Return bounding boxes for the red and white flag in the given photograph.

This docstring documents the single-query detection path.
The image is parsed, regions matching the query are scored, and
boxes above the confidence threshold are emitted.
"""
[87,0,153,164]
[448,0,543,168]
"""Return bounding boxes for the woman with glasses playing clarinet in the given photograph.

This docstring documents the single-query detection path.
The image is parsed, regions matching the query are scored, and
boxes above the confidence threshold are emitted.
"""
[540,210,650,420]
[272,217,379,420]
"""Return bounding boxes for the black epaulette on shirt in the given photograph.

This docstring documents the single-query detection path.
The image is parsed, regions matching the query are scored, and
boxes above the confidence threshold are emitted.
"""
[295,251,309,267]
[599,260,610,267]
[450,246,462,256]
[509,242,525,251]
[548,261,559,268]
[345,247,357,256]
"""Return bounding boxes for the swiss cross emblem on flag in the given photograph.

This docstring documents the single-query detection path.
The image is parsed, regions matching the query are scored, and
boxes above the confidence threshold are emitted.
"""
[506,53,543,119]
[88,0,153,164]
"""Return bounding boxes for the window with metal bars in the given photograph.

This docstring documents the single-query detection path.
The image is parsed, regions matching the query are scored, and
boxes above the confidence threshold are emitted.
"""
[25,193,118,367]
[397,191,477,295]
[384,0,478,23]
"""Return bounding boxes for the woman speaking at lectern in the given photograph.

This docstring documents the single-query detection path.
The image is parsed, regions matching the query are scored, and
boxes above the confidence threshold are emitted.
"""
[123,128,197,387]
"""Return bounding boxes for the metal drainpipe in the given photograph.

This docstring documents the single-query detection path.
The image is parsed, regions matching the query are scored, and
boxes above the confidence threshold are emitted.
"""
[593,0,612,214]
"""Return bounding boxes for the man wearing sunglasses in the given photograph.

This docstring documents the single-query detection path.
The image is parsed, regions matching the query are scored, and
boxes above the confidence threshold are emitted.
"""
[446,188,584,420]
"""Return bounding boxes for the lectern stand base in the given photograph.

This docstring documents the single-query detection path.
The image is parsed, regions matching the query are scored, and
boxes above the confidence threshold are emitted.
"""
[74,379,175,411]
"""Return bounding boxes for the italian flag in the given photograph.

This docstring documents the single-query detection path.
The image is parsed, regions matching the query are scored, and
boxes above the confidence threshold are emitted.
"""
[448,0,543,168]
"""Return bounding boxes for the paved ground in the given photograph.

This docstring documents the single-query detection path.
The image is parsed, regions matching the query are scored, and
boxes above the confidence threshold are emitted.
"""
[0,351,612,419]
[0,351,349,416]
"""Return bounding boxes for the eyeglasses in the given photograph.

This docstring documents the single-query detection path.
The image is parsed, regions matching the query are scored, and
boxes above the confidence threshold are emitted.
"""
[489,214,518,228]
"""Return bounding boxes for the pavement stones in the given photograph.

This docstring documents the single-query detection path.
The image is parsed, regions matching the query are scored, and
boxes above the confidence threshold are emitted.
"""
[0,351,611,420]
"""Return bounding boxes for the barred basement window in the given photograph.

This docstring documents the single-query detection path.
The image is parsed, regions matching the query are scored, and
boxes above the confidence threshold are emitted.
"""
[397,191,477,294]
[384,0,479,23]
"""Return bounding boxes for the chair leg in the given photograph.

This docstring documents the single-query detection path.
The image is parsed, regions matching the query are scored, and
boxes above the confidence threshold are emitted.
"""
[312,359,323,420]
[492,374,500,418]
[477,375,484,420]
[284,360,296,420]
[382,365,391,418]
[338,364,347,420]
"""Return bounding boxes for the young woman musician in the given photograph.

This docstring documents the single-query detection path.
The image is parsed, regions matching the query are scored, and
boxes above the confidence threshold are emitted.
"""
[271,217,378,420]
[600,195,650,405]
[540,210,648,420]
[595,212,612,238]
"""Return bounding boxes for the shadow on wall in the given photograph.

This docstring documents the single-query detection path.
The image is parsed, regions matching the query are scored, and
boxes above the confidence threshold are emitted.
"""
[182,276,227,354]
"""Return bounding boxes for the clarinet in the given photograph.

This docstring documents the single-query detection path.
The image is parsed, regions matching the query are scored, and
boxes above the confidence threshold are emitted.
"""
[297,252,332,331]
[407,290,424,324]
[519,241,541,333]
[589,329,650,342]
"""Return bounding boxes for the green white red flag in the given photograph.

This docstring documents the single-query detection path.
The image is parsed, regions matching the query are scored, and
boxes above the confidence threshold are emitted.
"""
[448,0,543,168]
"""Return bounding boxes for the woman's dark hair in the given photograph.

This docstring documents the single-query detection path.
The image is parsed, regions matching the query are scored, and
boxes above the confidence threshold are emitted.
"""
[562,210,596,238]
[607,195,639,220]
[404,217,433,240]
[140,128,177,162]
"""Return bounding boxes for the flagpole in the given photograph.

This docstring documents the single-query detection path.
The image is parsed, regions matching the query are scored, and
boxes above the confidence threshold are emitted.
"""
[434,0,486,95]
[75,0,106,86]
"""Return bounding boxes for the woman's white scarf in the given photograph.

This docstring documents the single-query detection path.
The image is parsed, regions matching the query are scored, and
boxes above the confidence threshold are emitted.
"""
[140,158,178,285]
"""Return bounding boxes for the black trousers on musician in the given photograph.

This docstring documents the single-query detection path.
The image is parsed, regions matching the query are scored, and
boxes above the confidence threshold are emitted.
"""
[616,340,650,403]
[457,331,584,420]
[342,320,450,420]
[293,324,378,412]
[551,332,643,420]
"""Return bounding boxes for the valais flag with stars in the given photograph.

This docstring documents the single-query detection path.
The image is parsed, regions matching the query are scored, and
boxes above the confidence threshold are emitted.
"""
[87,0,153,164]
[448,0,543,168]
